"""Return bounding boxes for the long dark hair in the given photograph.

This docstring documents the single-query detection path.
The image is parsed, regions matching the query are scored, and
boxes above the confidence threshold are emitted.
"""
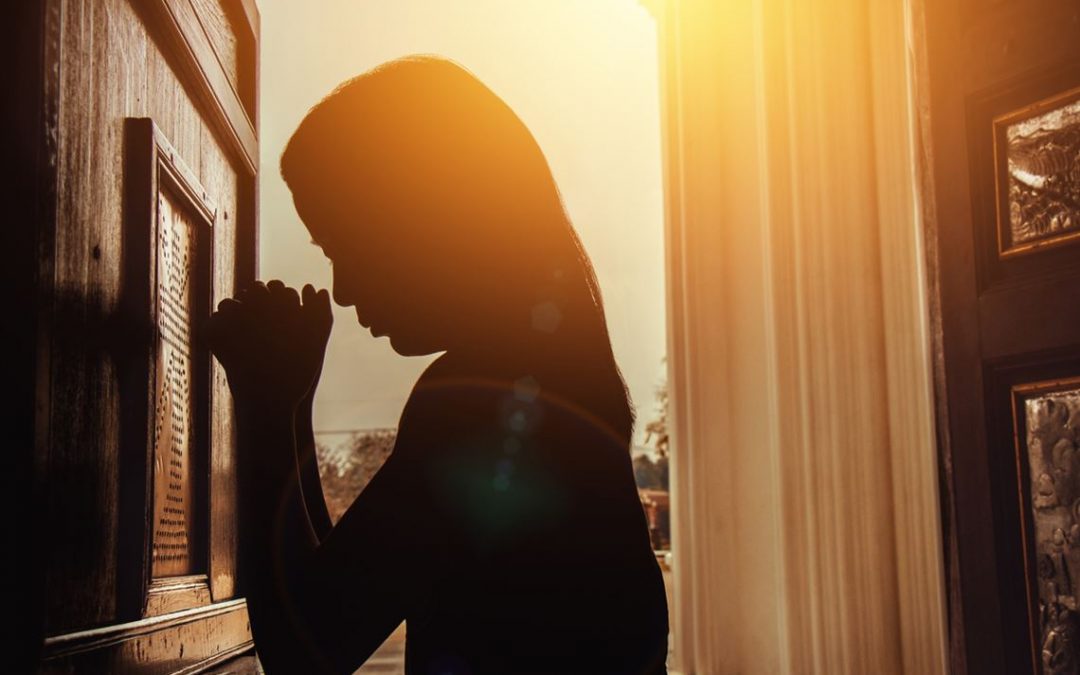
[280,55,635,450]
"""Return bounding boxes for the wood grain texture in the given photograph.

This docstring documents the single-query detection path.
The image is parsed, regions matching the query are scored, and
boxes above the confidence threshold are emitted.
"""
[134,0,257,173]
[190,0,239,94]
[200,118,241,603]
[40,599,253,674]
[190,0,257,118]
[44,0,244,637]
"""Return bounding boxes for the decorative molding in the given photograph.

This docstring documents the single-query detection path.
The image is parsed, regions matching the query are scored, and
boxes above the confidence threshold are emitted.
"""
[1011,377,1080,675]
[134,0,258,175]
[40,599,253,673]
[120,117,218,621]
[992,85,1080,259]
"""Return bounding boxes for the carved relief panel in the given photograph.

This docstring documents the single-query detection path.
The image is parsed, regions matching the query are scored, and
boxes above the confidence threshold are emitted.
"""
[995,86,1080,258]
[968,68,1080,295]
[122,117,215,618]
[1014,379,1080,675]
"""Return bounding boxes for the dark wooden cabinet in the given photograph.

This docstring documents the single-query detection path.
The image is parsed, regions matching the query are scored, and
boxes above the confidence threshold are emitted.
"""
[919,1,1080,673]
[7,0,260,671]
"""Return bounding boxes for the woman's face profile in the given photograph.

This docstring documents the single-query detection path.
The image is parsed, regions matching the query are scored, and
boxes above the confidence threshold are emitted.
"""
[293,191,457,358]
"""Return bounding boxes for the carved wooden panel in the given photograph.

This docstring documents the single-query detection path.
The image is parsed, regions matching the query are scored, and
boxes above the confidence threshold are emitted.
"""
[123,117,215,618]
[967,65,1080,293]
[188,0,257,118]
[915,0,1080,672]
[1013,378,1080,675]
[28,0,257,668]
[995,86,1080,258]
[151,190,202,577]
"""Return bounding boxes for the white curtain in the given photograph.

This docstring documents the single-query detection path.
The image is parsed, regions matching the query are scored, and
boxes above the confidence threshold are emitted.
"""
[651,1,947,672]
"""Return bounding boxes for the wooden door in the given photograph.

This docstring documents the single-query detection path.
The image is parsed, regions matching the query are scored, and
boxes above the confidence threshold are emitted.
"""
[919,1,1080,673]
[7,0,261,672]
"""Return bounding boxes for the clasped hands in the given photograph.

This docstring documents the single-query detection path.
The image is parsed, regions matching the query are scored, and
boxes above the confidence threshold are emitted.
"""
[206,280,333,412]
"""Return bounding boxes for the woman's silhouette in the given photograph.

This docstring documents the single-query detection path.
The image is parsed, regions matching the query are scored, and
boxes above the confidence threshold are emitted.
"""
[206,55,669,675]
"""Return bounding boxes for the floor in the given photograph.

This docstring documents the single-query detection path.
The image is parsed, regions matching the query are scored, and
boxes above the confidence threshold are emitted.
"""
[199,623,405,675]
[355,622,407,674]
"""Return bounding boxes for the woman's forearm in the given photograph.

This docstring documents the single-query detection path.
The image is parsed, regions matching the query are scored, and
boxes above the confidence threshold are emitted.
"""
[294,393,334,540]
[235,401,330,674]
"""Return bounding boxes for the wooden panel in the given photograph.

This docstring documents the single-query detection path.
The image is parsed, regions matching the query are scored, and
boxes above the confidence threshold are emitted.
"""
[962,1,1080,92]
[150,149,213,581]
[979,278,1080,361]
[191,0,239,89]
[966,64,1080,293]
[190,0,257,120]
[199,123,243,602]
[45,0,245,634]
[119,118,218,621]
[46,0,149,629]
[40,600,254,674]
[1011,378,1080,675]
[134,0,257,173]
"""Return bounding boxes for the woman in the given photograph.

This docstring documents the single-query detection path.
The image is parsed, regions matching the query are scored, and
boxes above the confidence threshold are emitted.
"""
[206,55,669,675]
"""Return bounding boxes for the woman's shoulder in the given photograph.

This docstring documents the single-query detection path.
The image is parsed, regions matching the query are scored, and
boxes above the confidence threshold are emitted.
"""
[406,351,537,410]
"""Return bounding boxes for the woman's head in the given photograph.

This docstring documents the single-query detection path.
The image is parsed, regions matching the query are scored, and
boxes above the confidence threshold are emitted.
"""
[281,55,634,442]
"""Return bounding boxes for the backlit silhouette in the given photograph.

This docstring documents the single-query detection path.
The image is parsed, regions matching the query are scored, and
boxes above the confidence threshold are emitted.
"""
[206,55,669,674]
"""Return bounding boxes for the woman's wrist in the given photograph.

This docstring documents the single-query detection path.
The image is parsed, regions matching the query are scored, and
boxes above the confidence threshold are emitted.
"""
[234,398,300,480]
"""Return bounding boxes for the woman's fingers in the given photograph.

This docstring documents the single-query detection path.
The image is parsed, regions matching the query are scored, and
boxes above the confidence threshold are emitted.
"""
[317,289,332,323]
[301,284,330,313]
[205,310,238,365]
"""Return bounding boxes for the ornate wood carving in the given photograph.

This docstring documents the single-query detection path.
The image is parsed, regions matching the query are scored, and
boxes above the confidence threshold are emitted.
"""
[1014,378,1080,675]
[994,86,1080,258]
[122,117,215,619]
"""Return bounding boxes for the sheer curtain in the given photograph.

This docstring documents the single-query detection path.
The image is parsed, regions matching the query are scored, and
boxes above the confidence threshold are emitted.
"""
[647,1,947,672]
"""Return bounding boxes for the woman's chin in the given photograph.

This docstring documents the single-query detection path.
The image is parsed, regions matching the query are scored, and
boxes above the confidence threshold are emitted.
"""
[384,332,443,357]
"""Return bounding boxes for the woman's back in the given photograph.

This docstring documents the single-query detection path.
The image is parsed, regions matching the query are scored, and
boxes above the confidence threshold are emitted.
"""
[393,353,669,674]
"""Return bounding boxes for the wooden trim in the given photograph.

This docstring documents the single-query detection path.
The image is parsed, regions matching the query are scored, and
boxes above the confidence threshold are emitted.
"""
[236,0,259,43]
[145,575,215,617]
[40,599,253,674]
[121,117,218,620]
[978,278,1080,361]
[134,0,258,175]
